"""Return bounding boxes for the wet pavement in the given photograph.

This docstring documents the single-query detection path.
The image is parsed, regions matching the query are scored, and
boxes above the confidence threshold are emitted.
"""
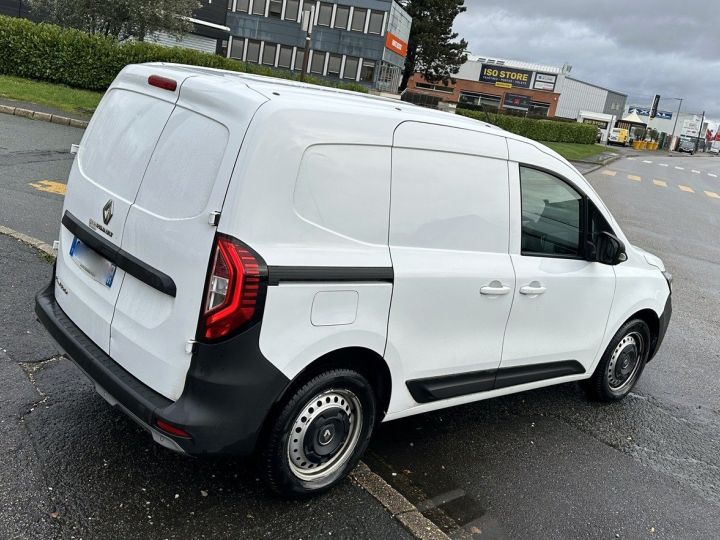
[1,114,720,538]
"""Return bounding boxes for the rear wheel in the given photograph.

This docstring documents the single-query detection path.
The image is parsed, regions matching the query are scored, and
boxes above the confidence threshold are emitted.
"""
[585,319,651,402]
[259,369,376,497]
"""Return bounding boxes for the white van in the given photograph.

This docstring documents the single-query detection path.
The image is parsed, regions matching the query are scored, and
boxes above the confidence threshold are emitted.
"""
[37,64,672,496]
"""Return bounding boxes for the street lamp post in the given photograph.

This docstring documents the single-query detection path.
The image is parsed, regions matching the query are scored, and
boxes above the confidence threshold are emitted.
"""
[669,97,683,152]
[299,6,315,82]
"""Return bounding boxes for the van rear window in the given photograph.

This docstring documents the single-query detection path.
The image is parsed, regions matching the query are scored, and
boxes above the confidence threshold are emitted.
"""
[134,108,229,219]
[79,90,174,201]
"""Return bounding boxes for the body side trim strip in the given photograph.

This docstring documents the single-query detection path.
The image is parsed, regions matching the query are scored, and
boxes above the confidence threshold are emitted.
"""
[62,211,177,297]
[406,360,585,403]
[267,266,394,286]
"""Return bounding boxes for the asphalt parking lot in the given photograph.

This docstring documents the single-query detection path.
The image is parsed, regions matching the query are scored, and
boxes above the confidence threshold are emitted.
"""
[2,114,720,539]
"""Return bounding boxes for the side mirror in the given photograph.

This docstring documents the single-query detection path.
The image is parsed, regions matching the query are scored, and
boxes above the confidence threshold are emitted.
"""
[593,232,627,265]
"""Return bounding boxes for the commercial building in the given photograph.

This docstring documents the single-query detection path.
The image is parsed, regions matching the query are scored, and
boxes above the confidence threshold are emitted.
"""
[625,105,707,140]
[406,54,628,134]
[225,0,411,92]
[555,77,626,120]
[407,55,568,116]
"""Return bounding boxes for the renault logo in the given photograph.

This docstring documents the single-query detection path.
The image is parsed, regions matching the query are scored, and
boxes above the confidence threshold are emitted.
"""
[102,200,114,225]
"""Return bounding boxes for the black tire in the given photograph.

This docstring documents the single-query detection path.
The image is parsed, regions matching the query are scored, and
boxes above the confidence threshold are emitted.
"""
[585,319,651,402]
[259,369,376,497]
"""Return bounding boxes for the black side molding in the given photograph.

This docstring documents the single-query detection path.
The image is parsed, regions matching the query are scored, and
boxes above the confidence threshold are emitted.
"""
[62,211,177,297]
[406,360,585,403]
[267,266,394,286]
[407,369,496,403]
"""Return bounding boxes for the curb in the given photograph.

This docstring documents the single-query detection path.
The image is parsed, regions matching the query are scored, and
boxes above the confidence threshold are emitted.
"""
[572,154,623,175]
[0,226,55,258]
[351,462,449,540]
[0,104,88,128]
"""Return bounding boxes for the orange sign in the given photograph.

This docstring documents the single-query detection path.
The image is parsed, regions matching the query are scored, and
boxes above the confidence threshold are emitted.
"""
[385,32,408,58]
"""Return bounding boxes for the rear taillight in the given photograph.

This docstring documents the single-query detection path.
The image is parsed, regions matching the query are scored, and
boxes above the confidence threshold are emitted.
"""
[199,235,265,341]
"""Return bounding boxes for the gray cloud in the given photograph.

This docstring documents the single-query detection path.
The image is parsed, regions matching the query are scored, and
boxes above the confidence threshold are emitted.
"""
[454,1,720,123]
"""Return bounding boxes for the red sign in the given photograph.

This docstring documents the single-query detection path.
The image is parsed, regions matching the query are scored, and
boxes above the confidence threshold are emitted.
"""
[385,32,408,58]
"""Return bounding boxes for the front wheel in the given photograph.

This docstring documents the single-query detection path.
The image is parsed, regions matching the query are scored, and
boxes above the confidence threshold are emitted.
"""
[585,319,651,402]
[259,369,376,497]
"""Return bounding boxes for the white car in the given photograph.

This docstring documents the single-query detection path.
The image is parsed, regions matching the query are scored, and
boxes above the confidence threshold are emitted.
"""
[37,64,672,496]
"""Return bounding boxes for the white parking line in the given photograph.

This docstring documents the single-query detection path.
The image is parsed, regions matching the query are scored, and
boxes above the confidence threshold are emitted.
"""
[627,157,636,160]
[709,173,718,178]
[642,160,653,164]
[675,166,685,170]
[659,163,669,167]
[692,170,701,174]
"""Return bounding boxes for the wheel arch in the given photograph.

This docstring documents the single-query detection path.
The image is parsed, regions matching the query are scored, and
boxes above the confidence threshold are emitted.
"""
[268,347,393,424]
[609,308,660,362]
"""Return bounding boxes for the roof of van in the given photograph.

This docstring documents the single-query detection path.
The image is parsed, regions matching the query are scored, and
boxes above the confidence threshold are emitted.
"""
[137,63,573,169]
[143,63,504,130]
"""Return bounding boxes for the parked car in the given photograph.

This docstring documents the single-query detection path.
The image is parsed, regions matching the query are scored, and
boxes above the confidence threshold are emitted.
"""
[607,127,629,146]
[678,138,696,155]
[36,64,673,497]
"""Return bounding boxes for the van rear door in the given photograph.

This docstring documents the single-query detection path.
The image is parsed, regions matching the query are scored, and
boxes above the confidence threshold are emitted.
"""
[109,76,267,401]
[55,65,189,353]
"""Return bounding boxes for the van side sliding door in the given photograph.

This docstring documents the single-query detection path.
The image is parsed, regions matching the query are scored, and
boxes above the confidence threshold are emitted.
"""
[385,122,516,412]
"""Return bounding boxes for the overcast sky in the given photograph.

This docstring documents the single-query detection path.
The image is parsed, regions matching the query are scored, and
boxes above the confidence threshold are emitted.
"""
[454,1,720,125]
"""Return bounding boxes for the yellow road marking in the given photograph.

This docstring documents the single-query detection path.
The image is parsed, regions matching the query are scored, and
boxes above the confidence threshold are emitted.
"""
[705,191,720,199]
[601,170,617,177]
[627,175,642,182]
[653,179,667,187]
[678,185,695,193]
[29,180,66,195]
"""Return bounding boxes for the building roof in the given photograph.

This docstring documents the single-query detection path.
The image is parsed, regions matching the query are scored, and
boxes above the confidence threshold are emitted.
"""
[466,54,564,75]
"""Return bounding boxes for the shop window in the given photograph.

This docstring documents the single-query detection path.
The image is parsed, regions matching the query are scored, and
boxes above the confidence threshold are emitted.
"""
[236,0,249,12]
[368,11,384,34]
[529,102,550,117]
[351,8,367,32]
[360,60,376,82]
[343,56,359,80]
[334,5,350,29]
[284,0,299,20]
[262,42,277,66]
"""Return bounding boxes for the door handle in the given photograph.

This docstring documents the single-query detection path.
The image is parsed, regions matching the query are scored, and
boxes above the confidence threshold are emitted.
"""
[520,283,547,295]
[480,282,512,296]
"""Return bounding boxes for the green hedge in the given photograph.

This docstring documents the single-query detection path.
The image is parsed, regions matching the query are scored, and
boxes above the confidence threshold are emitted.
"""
[457,108,597,144]
[0,15,367,93]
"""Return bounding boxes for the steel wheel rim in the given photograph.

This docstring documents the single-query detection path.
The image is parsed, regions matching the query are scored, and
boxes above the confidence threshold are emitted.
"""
[287,389,363,482]
[607,331,644,392]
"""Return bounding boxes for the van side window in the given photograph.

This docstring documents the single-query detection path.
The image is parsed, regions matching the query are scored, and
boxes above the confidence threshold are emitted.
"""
[390,149,509,253]
[520,166,582,258]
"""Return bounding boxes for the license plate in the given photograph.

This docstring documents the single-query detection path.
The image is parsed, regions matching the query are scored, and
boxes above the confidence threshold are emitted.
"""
[69,237,117,288]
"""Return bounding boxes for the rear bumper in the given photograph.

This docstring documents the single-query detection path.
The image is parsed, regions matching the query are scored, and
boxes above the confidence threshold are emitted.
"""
[35,280,290,456]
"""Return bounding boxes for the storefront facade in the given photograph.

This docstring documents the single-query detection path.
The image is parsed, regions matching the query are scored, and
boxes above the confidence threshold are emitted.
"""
[405,55,567,117]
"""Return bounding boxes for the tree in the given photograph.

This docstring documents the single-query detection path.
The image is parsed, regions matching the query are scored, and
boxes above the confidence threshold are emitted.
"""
[27,0,201,41]
[396,0,468,92]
